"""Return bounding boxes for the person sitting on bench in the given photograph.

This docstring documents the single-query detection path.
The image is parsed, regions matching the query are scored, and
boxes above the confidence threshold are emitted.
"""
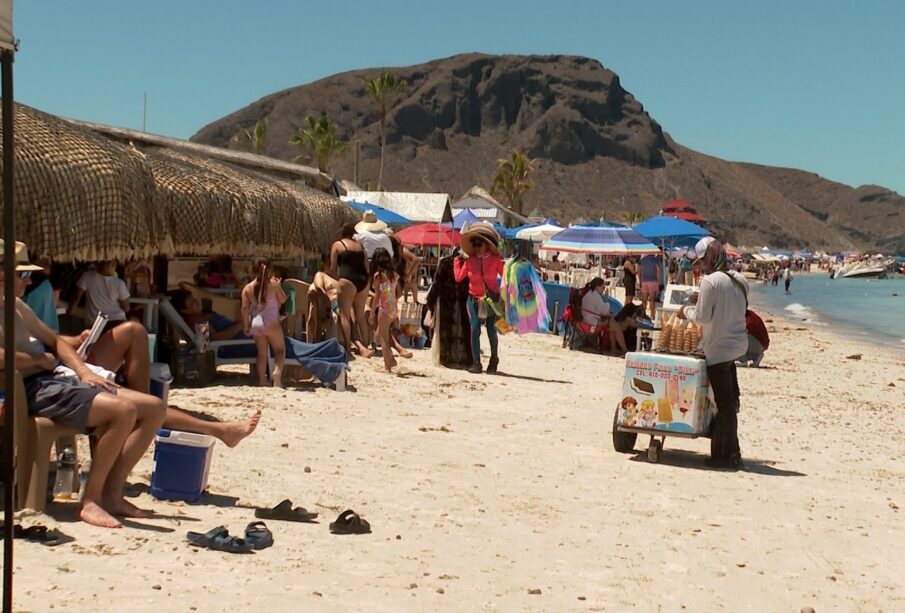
[61,320,260,448]
[1,242,166,528]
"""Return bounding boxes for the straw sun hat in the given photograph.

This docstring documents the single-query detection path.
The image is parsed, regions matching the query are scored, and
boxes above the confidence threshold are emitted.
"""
[0,240,44,272]
[354,210,388,233]
[460,221,500,257]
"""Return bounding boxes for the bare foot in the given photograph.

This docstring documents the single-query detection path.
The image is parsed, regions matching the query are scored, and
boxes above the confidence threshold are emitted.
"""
[79,500,122,528]
[219,410,262,448]
[356,345,375,359]
[396,348,413,359]
[104,496,154,519]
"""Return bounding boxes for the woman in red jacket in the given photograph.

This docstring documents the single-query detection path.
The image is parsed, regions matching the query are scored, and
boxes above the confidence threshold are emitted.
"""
[454,222,504,374]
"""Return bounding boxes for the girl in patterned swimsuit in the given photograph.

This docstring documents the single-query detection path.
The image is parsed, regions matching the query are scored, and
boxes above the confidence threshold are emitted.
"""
[368,248,402,373]
[241,257,287,387]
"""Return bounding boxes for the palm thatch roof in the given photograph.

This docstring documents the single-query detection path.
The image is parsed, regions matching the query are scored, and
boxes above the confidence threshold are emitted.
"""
[1,103,169,260]
[0,103,355,260]
[144,147,350,257]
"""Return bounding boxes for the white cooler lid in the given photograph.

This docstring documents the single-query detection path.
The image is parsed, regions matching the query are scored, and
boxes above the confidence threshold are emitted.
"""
[155,429,215,448]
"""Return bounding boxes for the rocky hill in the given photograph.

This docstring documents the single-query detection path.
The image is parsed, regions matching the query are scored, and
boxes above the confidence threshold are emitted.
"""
[192,53,905,253]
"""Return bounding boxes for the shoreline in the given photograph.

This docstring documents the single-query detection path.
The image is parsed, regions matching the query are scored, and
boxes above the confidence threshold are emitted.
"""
[12,299,905,612]
[747,273,905,357]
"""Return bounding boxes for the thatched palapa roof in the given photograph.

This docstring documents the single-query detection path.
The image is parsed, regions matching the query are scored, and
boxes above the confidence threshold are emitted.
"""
[1,104,169,261]
[144,148,350,257]
[1,102,354,260]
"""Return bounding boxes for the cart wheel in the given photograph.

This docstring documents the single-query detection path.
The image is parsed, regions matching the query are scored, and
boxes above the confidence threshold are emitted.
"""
[612,406,637,453]
[647,439,663,463]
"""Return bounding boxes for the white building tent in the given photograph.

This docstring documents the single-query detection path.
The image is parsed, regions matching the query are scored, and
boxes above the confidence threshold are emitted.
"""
[343,191,453,223]
[450,185,529,226]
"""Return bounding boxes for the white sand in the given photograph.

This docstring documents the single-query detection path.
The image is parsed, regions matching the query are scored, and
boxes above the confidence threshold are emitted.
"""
[10,309,905,612]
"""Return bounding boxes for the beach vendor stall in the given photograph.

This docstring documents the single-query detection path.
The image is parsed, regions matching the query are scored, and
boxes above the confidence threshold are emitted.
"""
[612,350,716,463]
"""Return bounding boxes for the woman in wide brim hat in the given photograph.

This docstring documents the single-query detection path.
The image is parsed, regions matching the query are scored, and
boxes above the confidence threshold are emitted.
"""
[460,221,500,257]
[454,220,504,374]
[354,210,388,234]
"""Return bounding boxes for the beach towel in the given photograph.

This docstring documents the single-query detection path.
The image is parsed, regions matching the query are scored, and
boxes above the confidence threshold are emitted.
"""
[215,336,347,385]
[502,259,551,335]
[284,337,348,385]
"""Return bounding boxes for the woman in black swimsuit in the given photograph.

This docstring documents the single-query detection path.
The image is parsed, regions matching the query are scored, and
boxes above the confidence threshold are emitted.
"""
[330,224,372,349]
[622,256,637,306]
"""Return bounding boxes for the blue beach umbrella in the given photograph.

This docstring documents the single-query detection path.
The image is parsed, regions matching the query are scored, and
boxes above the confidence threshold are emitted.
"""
[540,225,661,255]
[633,215,709,248]
[344,200,412,225]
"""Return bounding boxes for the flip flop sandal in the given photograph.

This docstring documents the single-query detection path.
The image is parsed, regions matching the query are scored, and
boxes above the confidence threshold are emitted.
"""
[7,524,63,547]
[254,499,318,523]
[243,521,274,550]
[329,509,371,535]
[186,526,253,554]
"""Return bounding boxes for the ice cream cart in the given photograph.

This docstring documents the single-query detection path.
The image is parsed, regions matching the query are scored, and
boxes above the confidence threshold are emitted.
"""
[612,351,716,463]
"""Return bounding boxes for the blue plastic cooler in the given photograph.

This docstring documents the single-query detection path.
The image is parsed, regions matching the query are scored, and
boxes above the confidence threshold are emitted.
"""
[150,429,215,502]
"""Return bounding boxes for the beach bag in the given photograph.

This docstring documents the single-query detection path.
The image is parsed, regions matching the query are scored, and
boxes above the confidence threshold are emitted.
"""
[399,301,421,327]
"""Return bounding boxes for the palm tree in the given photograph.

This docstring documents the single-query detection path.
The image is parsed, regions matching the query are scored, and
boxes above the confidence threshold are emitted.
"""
[288,115,348,173]
[490,150,535,215]
[232,119,268,154]
[363,72,407,189]
[621,211,645,226]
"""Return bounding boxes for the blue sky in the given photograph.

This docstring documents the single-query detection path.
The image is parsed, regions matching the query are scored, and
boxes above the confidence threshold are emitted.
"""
[12,0,905,195]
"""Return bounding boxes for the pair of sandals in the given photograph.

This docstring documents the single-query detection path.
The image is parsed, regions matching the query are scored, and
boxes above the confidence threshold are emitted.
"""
[256,499,370,535]
[0,523,63,546]
[186,522,272,554]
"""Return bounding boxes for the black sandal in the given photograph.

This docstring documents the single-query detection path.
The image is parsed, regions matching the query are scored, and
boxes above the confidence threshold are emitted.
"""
[254,499,318,523]
[329,509,371,535]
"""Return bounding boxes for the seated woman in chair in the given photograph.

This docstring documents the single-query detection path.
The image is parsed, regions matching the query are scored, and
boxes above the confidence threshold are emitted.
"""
[580,278,611,332]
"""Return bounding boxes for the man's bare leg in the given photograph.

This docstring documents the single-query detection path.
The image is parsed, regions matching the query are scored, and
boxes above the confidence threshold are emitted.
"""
[100,388,166,518]
[165,406,261,448]
[91,321,150,393]
[80,394,138,528]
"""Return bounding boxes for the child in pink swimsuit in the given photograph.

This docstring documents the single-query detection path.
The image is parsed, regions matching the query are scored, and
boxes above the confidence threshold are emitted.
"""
[241,258,287,386]
[368,248,401,373]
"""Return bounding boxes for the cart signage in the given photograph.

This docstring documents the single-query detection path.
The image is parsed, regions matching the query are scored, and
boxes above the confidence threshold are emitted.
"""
[618,352,714,434]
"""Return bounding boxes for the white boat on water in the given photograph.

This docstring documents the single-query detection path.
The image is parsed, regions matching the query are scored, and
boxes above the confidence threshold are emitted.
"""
[840,258,894,278]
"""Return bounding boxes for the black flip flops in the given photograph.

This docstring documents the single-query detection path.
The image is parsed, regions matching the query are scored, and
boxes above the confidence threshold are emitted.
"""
[0,524,63,546]
[186,526,253,554]
[254,499,318,523]
[329,509,371,535]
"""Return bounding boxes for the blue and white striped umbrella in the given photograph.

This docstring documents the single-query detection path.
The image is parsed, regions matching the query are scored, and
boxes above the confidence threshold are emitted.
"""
[541,225,662,255]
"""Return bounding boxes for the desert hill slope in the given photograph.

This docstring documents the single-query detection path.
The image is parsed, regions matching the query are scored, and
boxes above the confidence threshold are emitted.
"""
[192,53,904,252]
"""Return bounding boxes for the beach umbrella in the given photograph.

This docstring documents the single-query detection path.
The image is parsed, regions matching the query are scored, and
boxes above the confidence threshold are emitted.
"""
[345,200,412,226]
[395,223,460,247]
[633,215,709,248]
[452,208,480,230]
[541,225,661,255]
[515,222,564,242]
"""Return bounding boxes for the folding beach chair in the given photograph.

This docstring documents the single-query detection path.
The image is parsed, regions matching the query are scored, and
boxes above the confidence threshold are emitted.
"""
[561,287,610,352]
[158,298,257,369]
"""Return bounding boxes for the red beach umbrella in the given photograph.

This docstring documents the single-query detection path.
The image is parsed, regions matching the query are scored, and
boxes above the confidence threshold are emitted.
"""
[395,223,460,247]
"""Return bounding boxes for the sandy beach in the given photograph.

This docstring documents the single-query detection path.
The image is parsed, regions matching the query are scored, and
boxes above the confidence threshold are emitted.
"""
[10,307,905,612]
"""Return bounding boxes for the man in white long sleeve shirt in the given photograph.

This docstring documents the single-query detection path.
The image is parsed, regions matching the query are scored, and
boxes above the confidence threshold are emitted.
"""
[678,237,748,470]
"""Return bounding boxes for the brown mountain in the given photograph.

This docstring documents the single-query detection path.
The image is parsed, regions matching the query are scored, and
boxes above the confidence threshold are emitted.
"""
[192,53,905,253]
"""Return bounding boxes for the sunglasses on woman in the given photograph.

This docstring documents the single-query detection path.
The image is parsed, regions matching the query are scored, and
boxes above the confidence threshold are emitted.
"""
[18,271,32,280]
[470,239,485,247]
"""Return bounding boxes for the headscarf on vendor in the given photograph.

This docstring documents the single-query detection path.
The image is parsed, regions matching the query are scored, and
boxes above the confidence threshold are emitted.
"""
[695,237,726,274]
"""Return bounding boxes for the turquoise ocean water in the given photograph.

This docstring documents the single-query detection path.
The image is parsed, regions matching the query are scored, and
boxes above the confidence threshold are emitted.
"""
[748,272,905,353]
